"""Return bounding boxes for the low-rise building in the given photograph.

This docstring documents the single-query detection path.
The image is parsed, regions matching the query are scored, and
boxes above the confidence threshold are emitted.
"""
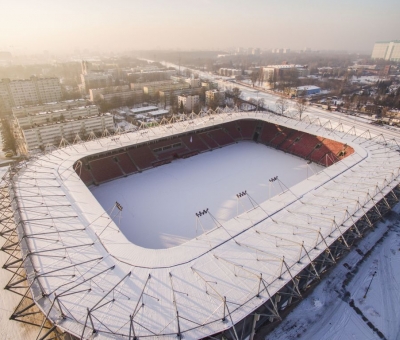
[185,78,201,88]
[159,88,201,103]
[143,82,190,96]
[291,85,321,96]
[177,95,199,111]
[89,85,143,105]
[128,106,160,116]
[219,68,242,77]
[205,90,226,106]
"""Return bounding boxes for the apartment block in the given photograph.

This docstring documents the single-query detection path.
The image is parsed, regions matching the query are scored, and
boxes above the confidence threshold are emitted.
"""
[371,40,400,62]
[0,76,62,113]
[89,85,143,104]
[20,113,114,150]
[12,99,88,118]
[177,95,199,111]
[205,90,226,106]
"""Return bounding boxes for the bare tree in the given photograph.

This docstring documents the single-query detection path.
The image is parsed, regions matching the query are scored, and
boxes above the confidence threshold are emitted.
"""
[257,98,265,111]
[275,98,289,116]
[250,71,258,87]
[232,87,242,107]
[295,98,307,120]
[268,73,276,89]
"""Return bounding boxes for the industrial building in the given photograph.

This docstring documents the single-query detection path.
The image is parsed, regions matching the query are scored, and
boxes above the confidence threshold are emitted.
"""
[292,85,321,96]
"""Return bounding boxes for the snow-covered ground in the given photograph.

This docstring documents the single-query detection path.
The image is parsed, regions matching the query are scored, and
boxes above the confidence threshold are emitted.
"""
[91,141,322,249]
[267,207,400,340]
[351,75,380,84]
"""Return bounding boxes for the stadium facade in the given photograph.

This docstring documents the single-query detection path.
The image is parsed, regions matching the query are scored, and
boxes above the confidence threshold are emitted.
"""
[1,108,400,340]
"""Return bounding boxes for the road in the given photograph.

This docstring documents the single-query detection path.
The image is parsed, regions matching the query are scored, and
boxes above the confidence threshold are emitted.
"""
[159,60,400,141]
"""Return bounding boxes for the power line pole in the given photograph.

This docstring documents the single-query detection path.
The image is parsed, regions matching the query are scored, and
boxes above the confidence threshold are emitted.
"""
[364,271,377,299]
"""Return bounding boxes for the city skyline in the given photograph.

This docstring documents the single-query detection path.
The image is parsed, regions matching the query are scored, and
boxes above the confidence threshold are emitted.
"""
[1,0,400,55]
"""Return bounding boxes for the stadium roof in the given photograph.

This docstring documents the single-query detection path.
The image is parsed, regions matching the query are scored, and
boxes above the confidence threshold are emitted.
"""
[7,109,400,339]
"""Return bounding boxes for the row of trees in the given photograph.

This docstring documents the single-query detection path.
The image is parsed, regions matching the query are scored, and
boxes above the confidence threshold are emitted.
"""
[1,118,17,153]
[275,97,307,120]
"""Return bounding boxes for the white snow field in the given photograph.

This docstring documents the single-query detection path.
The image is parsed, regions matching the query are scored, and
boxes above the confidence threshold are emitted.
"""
[91,141,323,249]
[268,207,400,340]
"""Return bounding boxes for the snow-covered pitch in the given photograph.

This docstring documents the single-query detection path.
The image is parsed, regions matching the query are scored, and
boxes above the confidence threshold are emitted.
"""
[91,141,323,249]
[6,110,400,340]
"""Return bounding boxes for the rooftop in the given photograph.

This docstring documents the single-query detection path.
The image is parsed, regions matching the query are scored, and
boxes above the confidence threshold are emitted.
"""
[9,110,400,339]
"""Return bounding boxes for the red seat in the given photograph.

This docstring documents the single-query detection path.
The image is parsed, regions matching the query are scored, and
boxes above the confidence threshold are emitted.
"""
[89,157,123,183]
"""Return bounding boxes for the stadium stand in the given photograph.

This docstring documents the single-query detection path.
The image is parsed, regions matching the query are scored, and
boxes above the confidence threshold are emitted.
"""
[199,133,219,149]
[260,122,281,144]
[78,165,94,186]
[278,130,304,151]
[116,153,138,175]
[128,146,157,170]
[180,135,209,153]
[289,134,319,158]
[75,119,355,184]
[224,122,242,140]
[209,129,235,147]
[269,126,291,147]
[155,146,188,160]
[89,156,124,183]
[324,139,346,156]
[237,120,257,139]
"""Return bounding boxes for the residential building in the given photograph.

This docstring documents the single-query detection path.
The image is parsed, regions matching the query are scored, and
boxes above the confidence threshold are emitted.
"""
[22,114,114,150]
[159,88,201,103]
[80,73,113,93]
[219,68,242,77]
[126,68,176,79]
[89,85,143,104]
[143,82,190,96]
[0,77,62,112]
[177,95,199,111]
[14,104,114,150]
[12,99,88,118]
[201,82,211,90]
[15,105,99,129]
[89,85,130,101]
[371,41,400,61]
[131,80,174,91]
[205,90,226,106]
[185,78,201,88]
[262,64,309,84]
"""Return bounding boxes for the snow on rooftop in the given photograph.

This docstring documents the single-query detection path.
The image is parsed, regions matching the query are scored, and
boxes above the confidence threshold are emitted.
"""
[9,110,400,339]
[129,105,159,114]
[297,85,320,90]
[147,109,169,116]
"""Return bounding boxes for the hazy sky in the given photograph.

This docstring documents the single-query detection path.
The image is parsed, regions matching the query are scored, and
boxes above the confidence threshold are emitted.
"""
[1,0,399,54]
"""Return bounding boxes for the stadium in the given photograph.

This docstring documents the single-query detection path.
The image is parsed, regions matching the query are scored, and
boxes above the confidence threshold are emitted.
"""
[1,108,400,340]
